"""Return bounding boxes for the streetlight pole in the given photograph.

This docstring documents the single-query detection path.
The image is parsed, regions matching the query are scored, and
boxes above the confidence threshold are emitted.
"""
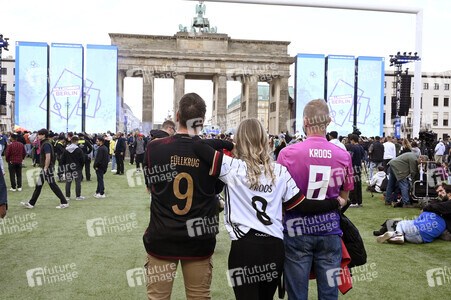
[0,34,10,130]
[66,97,69,134]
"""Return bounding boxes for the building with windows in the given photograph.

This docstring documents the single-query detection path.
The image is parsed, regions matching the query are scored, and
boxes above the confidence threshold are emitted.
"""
[383,70,451,139]
[227,85,294,133]
[0,56,14,132]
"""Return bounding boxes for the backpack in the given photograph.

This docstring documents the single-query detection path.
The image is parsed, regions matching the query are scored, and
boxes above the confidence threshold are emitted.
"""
[379,176,389,192]
[340,210,367,268]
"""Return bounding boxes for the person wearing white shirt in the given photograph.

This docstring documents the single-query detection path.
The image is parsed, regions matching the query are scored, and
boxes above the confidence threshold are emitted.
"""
[383,136,396,174]
[328,131,346,151]
[435,140,446,163]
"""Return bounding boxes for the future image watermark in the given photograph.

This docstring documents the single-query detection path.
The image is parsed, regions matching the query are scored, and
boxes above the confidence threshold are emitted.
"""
[0,213,38,235]
[227,263,278,287]
[426,266,450,287]
[127,263,178,287]
[86,213,138,237]
[25,163,81,188]
[326,263,378,287]
[126,268,146,287]
[126,63,178,84]
[26,263,78,287]
[186,215,220,237]
[286,212,340,237]
[127,163,178,188]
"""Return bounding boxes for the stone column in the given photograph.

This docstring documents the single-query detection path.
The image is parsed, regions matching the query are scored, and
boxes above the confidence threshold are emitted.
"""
[116,70,126,132]
[240,75,258,122]
[173,73,185,119]
[142,75,154,133]
[268,77,289,134]
[278,77,290,133]
[268,78,279,134]
[212,74,227,130]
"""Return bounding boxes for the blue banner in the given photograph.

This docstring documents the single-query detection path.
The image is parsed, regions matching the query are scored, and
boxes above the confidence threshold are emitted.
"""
[395,116,401,138]
[49,43,83,132]
[85,45,118,133]
[356,56,385,137]
[15,42,48,131]
[295,54,325,134]
[326,55,356,137]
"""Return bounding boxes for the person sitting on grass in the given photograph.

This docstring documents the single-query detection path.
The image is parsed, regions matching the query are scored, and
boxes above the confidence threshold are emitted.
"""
[367,166,387,193]
[376,183,449,244]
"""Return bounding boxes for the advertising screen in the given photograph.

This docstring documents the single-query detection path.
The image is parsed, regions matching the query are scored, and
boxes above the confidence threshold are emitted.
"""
[356,56,385,137]
[48,43,83,132]
[15,42,48,131]
[85,45,118,133]
[294,54,325,134]
[326,55,357,137]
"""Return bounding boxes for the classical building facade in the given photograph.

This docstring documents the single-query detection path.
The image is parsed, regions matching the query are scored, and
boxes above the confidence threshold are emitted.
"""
[0,57,15,132]
[110,31,293,134]
[383,70,451,139]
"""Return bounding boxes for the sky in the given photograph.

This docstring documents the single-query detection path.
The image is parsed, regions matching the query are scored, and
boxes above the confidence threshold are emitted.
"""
[2,0,451,124]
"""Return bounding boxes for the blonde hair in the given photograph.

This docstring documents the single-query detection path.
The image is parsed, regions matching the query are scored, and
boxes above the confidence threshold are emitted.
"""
[235,118,275,188]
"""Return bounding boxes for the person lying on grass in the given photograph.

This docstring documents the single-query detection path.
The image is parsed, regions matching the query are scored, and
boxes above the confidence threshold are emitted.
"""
[376,183,451,244]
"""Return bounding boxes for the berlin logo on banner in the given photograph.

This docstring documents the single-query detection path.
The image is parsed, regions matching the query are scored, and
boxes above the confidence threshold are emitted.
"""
[39,69,102,122]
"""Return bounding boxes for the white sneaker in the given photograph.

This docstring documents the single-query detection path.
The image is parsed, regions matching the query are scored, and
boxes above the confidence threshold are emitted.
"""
[377,231,395,243]
[76,196,86,200]
[56,203,69,209]
[20,202,34,209]
[65,197,71,201]
[111,169,117,173]
[388,233,405,244]
[349,204,359,208]
[17,188,22,191]
[96,194,106,198]
[9,188,16,192]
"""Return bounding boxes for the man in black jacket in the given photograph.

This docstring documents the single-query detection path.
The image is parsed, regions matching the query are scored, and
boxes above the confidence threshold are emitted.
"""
[368,136,384,180]
[62,135,85,200]
[78,134,93,181]
[21,129,69,209]
[55,136,66,182]
[114,132,126,175]
[94,137,109,198]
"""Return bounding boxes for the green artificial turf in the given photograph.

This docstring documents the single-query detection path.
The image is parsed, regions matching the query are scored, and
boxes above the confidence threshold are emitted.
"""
[1,158,450,299]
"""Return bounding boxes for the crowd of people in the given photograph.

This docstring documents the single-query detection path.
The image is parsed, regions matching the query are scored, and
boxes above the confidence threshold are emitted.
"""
[0,121,176,211]
[0,93,449,300]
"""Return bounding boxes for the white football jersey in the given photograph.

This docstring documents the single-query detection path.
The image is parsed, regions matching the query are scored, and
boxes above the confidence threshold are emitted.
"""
[219,155,302,240]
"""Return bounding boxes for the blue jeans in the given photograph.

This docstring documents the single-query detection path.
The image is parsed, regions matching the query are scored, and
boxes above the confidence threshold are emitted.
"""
[111,156,116,170]
[386,168,410,204]
[25,144,32,157]
[284,233,342,300]
[369,161,382,179]
[396,220,423,243]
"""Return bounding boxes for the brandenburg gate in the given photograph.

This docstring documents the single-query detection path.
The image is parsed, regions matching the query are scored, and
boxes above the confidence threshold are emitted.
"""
[110,3,293,133]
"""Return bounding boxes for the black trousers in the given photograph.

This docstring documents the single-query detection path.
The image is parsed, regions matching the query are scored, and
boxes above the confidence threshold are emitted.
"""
[57,159,64,181]
[65,169,82,198]
[29,168,67,206]
[84,157,91,181]
[115,152,124,174]
[383,159,392,174]
[8,162,22,189]
[96,169,105,195]
[136,153,144,169]
[228,229,284,300]
[349,169,362,205]
[129,147,135,164]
